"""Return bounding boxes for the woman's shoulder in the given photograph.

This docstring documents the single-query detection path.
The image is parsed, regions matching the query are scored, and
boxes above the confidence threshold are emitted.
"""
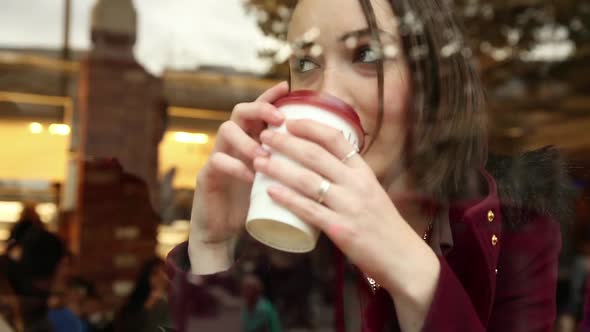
[444,146,573,266]
[486,146,577,229]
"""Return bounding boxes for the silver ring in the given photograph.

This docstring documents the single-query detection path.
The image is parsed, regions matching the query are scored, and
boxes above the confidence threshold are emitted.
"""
[316,179,331,204]
[341,147,359,164]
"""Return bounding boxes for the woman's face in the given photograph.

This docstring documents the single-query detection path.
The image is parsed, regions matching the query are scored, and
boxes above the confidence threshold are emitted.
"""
[288,0,411,183]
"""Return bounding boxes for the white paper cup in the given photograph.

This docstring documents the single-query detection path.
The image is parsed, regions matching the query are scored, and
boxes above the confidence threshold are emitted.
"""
[246,90,365,253]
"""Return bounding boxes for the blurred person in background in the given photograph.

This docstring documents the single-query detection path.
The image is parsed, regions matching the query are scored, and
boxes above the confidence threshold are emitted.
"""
[3,203,44,265]
[263,251,312,330]
[56,278,114,332]
[0,254,21,331]
[241,274,281,332]
[1,221,68,331]
[47,277,92,332]
[0,217,36,331]
[113,257,169,332]
[80,292,113,332]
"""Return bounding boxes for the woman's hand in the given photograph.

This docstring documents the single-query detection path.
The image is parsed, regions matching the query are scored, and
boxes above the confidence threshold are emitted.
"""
[188,82,288,273]
[252,119,440,308]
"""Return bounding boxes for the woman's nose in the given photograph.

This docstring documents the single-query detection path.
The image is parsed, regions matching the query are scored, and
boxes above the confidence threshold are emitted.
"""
[317,67,354,106]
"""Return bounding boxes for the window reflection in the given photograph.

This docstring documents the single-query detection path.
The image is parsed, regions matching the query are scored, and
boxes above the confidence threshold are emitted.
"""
[1,1,589,331]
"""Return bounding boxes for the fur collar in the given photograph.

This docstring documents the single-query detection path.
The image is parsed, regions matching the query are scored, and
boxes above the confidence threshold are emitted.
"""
[487,146,577,228]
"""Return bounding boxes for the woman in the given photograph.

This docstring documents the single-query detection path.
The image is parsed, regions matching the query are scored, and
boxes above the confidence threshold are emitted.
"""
[167,0,573,331]
[114,258,169,332]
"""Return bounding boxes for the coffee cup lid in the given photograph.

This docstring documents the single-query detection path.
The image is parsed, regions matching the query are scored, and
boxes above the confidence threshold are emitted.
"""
[274,90,365,150]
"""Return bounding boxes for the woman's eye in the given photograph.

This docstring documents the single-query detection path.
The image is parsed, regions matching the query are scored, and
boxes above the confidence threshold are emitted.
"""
[354,46,379,63]
[295,58,318,73]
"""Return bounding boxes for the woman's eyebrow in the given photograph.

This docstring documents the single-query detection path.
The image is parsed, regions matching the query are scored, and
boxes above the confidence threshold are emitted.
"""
[289,28,398,51]
[338,28,398,42]
[295,41,315,50]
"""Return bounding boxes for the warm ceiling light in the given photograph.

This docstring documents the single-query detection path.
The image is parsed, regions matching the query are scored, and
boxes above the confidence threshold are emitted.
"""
[173,132,209,144]
[49,124,71,136]
[29,122,43,134]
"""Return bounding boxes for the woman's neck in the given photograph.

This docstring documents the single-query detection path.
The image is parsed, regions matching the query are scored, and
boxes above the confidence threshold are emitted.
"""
[383,172,432,239]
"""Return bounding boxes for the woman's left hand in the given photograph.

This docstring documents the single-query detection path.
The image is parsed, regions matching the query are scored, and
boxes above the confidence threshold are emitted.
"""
[253,119,439,297]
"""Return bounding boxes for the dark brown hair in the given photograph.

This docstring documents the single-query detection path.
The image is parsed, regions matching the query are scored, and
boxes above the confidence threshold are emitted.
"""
[361,0,488,200]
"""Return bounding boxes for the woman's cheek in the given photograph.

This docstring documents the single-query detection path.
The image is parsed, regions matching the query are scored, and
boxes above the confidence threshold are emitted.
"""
[384,64,412,117]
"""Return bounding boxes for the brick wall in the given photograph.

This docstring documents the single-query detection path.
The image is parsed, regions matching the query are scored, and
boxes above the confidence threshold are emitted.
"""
[78,56,165,211]
[72,50,165,303]
[72,158,159,303]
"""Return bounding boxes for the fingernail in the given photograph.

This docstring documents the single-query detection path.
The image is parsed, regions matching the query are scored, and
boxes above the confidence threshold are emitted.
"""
[260,130,274,142]
[255,146,270,157]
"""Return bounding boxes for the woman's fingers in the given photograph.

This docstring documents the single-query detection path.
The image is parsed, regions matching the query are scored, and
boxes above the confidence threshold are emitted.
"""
[215,121,270,160]
[230,81,288,130]
[285,119,366,169]
[266,183,357,247]
[259,130,348,182]
[266,184,340,234]
[253,155,347,208]
[231,101,285,129]
[256,81,289,103]
[202,82,290,185]
[213,81,289,163]
[208,152,256,184]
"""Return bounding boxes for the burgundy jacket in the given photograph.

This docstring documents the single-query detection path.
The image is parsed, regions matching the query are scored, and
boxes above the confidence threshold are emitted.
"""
[166,148,570,331]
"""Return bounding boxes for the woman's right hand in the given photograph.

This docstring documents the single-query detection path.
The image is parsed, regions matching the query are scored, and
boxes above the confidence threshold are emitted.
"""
[188,82,288,271]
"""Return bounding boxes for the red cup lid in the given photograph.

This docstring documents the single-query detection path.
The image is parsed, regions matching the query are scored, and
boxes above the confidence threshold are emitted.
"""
[273,90,365,150]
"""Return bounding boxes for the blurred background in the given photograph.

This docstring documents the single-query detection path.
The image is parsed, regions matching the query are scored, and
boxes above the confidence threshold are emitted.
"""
[0,0,589,331]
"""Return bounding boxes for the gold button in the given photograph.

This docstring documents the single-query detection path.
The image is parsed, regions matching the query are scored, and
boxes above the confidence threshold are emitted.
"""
[491,234,498,246]
[487,210,495,223]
